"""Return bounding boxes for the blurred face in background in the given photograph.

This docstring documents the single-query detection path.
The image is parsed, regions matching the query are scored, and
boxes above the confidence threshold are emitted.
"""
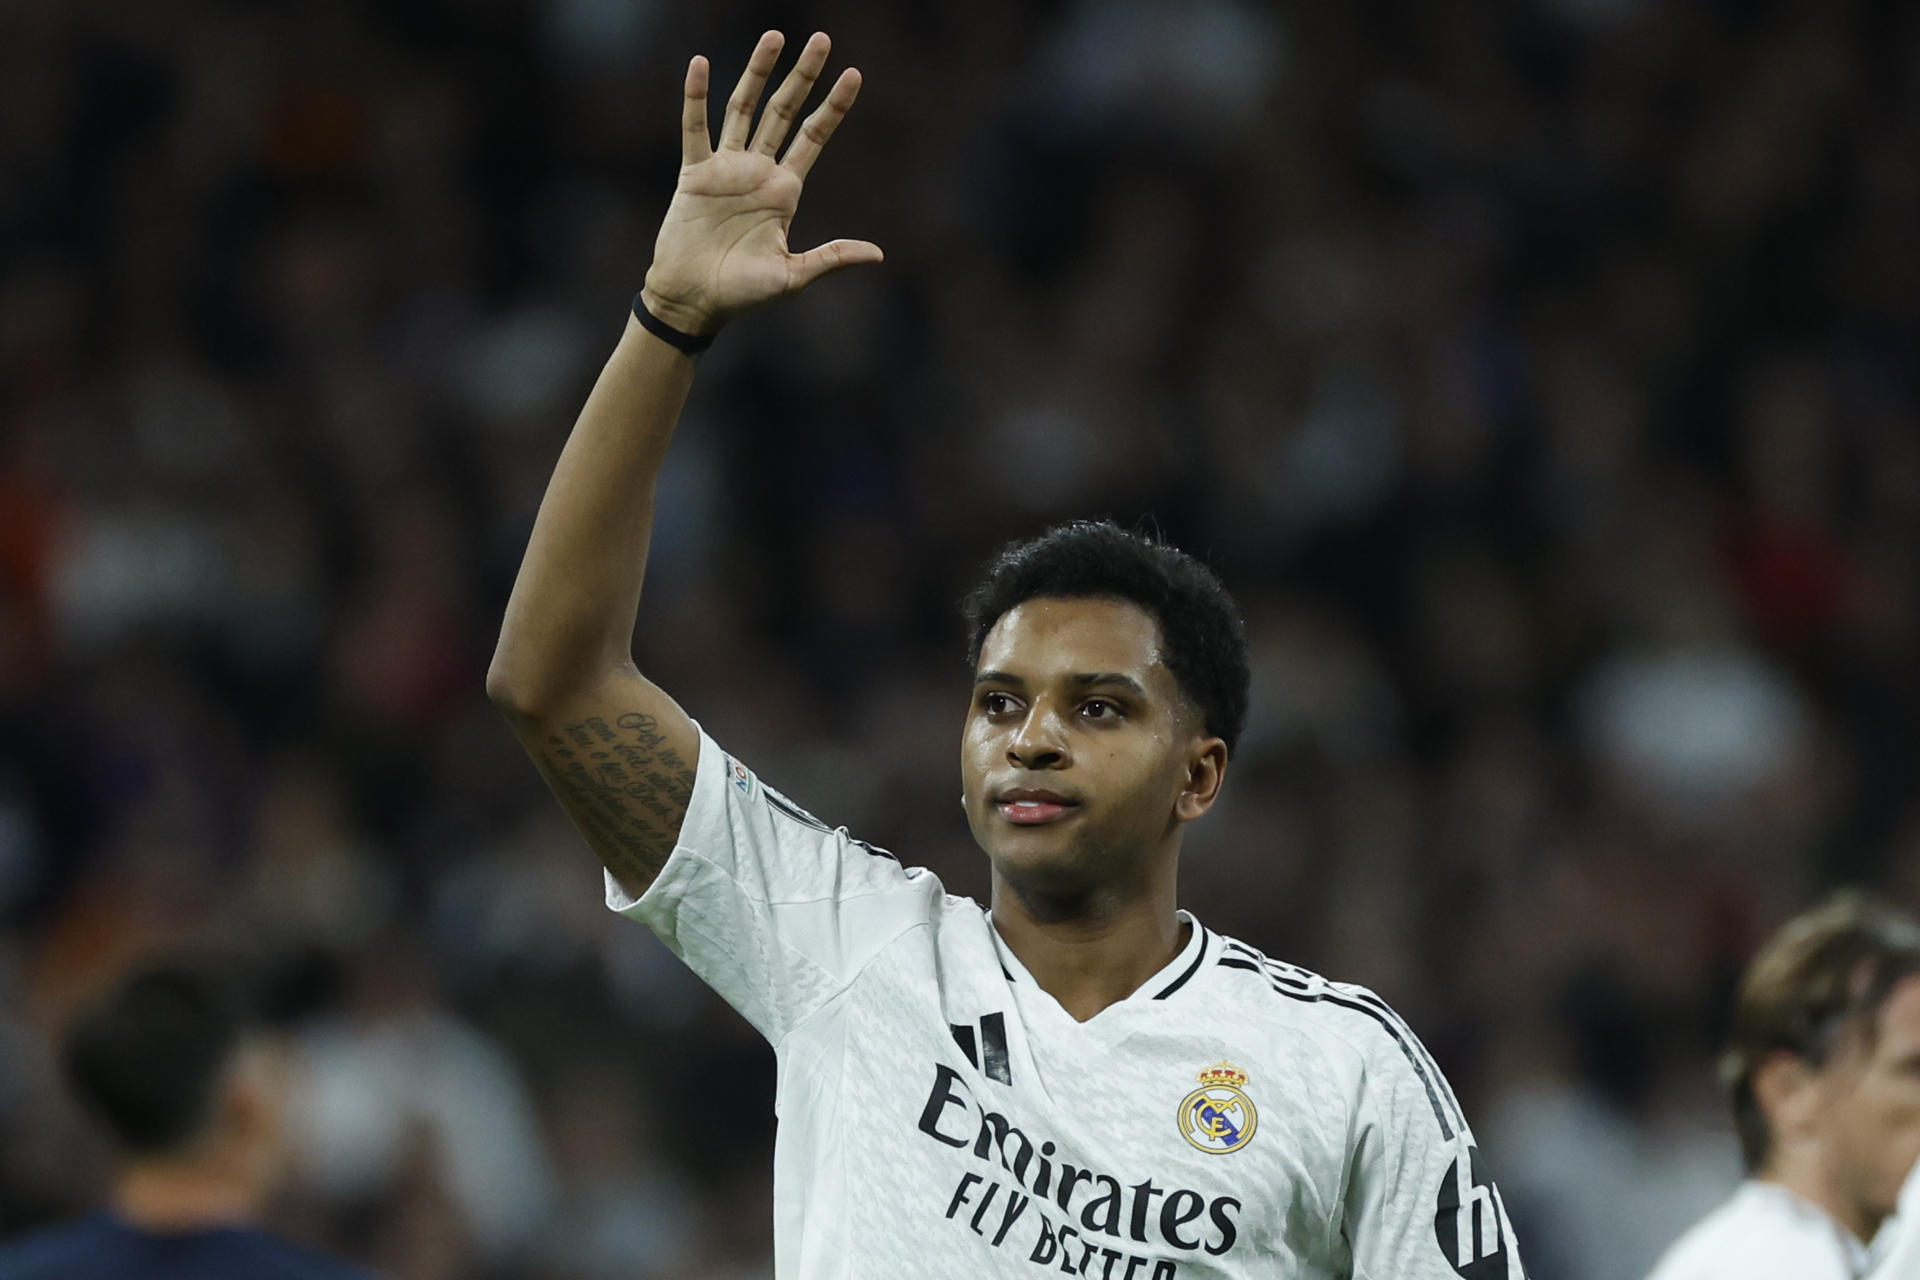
[1809,976,1920,1230]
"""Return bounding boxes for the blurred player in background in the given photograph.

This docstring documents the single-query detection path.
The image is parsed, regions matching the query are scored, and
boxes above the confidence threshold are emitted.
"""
[1646,893,1920,1280]
[0,958,368,1279]
[488,29,1526,1279]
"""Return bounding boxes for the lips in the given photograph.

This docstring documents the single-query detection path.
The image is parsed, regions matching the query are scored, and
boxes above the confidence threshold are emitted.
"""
[994,788,1079,825]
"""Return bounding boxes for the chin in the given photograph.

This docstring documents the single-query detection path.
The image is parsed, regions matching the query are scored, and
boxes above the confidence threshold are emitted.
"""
[985,838,1104,897]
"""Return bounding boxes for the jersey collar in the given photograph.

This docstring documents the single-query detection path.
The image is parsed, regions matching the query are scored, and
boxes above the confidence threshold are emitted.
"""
[987,908,1214,1019]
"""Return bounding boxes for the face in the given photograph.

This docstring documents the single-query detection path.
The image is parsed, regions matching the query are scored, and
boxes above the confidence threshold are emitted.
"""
[961,597,1225,904]
[1820,976,1920,1224]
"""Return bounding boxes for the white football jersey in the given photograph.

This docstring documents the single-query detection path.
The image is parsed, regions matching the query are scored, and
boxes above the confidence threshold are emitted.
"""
[609,727,1527,1280]
[1869,1161,1920,1278]
[1644,1182,1877,1280]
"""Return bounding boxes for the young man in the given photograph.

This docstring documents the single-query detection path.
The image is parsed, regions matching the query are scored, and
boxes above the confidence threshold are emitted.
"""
[0,959,370,1279]
[488,30,1525,1279]
[1645,893,1920,1280]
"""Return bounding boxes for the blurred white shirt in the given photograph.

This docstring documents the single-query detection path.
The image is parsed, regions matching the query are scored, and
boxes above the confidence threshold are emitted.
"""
[1645,1181,1875,1280]
[1868,1160,1920,1278]
[290,1009,557,1257]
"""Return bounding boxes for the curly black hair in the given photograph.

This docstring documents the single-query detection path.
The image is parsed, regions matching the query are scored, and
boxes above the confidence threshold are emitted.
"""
[961,521,1250,753]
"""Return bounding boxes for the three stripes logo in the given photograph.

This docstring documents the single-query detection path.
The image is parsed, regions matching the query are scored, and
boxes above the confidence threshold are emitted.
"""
[1433,1144,1516,1279]
[949,1012,1013,1085]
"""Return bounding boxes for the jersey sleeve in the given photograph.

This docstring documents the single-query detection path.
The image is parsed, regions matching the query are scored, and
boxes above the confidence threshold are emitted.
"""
[1339,1007,1527,1280]
[607,726,941,1045]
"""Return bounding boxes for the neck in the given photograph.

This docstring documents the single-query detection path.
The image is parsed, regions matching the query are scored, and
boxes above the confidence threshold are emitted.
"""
[1759,1160,1881,1246]
[989,867,1188,1022]
[112,1156,259,1235]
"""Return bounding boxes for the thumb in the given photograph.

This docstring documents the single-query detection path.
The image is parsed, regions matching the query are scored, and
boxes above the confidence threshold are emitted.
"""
[788,239,885,291]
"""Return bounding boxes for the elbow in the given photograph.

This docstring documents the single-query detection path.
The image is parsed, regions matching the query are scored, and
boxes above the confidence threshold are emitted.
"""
[485,646,546,722]
[487,637,632,721]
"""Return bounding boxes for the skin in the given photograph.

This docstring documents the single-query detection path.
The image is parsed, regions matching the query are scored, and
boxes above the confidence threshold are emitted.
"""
[111,1041,289,1232]
[488,30,878,898]
[964,598,1227,1021]
[1757,975,1920,1243]
[488,33,1224,1022]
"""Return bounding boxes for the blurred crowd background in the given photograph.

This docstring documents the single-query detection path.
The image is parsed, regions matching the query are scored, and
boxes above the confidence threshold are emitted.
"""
[2,0,1917,1276]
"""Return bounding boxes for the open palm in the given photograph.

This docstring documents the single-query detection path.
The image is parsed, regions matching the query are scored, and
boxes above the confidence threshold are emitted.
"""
[642,32,883,334]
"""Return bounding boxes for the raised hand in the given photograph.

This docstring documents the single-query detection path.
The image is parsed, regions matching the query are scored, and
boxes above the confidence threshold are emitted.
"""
[640,31,883,337]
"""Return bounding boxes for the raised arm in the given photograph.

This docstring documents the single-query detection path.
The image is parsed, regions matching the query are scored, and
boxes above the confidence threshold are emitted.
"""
[486,31,881,897]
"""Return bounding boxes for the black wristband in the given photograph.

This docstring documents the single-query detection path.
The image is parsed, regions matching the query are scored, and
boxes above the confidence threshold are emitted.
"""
[631,293,716,354]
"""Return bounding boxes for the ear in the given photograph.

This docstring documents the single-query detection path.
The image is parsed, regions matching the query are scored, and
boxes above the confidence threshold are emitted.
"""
[1174,738,1229,823]
[1752,1049,1824,1146]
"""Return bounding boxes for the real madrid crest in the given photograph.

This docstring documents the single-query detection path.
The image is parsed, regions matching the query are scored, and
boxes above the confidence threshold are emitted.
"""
[1178,1062,1257,1154]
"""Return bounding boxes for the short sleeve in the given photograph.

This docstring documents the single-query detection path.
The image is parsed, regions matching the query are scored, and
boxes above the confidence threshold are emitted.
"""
[1340,1009,1527,1280]
[608,727,942,1045]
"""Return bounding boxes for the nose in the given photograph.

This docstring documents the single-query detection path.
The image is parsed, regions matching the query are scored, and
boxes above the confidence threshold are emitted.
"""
[1007,701,1071,770]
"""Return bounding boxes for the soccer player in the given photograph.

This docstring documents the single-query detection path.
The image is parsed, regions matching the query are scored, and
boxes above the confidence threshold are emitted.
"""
[1645,893,1920,1280]
[0,958,370,1280]
[487,30,1527,1279]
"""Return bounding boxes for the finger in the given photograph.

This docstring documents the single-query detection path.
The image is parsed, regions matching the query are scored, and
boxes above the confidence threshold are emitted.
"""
[682,56,712,165]
[751,31,829,157]
[781,66,861,179]
[719,30,785,152]
[788,238,885,291]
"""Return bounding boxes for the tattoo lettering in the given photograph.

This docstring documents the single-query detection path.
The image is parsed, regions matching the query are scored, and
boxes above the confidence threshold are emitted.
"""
[535,713,696,889]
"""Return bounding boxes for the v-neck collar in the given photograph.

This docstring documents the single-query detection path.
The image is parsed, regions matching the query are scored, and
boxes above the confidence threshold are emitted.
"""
[987,907,1212,1028]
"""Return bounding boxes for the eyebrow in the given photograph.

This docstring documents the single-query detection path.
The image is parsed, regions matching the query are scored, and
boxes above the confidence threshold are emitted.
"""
[973,670,1147,696]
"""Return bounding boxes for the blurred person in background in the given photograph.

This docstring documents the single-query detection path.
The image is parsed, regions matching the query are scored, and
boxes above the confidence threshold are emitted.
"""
[284,932,556,1272]
[488,29,1525,1280]
[1645,893,1920,1280]
[0,957,370,1280]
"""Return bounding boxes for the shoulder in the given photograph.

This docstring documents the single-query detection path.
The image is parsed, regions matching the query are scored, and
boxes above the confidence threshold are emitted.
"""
[222,1229,374,1280]
[0,1220,371,1280]
[1647,1184,1856,1280]
[1205,933,1468,1141]
[0,1215,126,1277]
[1209,935,1438,1071]
[935,892,990,927]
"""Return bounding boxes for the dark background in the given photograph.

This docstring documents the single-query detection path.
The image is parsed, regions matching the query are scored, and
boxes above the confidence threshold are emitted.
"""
[2,0,1918,1276]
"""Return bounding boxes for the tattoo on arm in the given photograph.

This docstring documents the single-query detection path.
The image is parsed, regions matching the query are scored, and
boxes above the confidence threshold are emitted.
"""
[532,712,696,891]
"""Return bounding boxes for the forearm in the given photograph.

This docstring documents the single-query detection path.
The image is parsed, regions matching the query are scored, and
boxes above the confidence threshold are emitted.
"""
[487,316,696,714]
[486,29,874,892]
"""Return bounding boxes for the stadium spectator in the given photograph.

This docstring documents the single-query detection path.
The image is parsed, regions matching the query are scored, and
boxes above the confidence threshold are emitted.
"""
[0,958,370,1279]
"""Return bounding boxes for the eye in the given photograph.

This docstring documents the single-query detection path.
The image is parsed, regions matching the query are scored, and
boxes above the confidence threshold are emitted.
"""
[1079,698,1121,721]
[980,691,1020,717]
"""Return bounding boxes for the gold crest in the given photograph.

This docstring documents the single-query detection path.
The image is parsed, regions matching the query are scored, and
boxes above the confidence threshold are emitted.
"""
[1178,1062,1257,1154]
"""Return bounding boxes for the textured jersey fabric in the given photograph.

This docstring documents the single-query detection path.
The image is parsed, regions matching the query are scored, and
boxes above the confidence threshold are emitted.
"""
[1644,1181,1876,1280]
[0,1213,371,1280]
[610,726,1527,1280]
